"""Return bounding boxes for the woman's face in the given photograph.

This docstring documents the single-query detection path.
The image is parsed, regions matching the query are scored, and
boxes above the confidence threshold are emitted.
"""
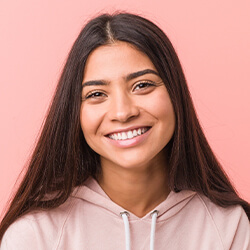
[80,41,175,170]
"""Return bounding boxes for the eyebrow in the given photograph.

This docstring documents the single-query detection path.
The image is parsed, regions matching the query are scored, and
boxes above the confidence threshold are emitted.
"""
[82,69,159,88]
[126,69,159,81]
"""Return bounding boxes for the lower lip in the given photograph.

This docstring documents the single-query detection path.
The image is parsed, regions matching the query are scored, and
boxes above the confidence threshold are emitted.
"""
[104,129,151,148]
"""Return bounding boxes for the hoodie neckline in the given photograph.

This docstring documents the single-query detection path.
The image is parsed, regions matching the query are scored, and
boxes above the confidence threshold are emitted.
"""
[72,177,196,221]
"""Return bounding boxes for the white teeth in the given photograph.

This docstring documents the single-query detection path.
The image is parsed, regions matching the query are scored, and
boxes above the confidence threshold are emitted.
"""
[121,132,127,140]
[108,127,149,141]
[127,131,133,139]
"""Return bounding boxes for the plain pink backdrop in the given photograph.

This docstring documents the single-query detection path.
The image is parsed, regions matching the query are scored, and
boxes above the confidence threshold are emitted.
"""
[0,0,249,215]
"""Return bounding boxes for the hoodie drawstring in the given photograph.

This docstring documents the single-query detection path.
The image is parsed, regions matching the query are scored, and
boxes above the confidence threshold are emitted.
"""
[121,211,131,250]
[150,210,159,250]
[120,210,159,250]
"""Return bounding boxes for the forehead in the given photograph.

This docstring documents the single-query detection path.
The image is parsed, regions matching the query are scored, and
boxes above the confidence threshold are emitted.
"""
[83,41,157,81]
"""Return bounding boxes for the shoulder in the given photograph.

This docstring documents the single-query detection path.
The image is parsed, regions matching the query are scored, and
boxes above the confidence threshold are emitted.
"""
[194,193,250,249]
[1,196,79,250]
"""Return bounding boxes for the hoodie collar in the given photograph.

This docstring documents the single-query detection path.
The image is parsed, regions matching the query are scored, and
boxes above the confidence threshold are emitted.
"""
[72,177,196,221]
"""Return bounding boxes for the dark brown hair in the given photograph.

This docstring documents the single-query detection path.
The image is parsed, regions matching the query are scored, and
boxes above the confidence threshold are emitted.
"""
[1,12,249,241]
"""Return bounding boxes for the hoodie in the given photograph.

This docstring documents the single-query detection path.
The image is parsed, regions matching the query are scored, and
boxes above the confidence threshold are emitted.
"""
[1,177,249,250]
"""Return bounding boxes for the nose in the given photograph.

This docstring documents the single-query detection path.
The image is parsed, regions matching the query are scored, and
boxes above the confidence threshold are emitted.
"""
[108,92,139,122]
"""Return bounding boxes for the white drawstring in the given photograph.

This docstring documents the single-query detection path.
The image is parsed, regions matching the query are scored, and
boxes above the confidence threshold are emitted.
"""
[120,211,131,250]
[120,210,159,250]
[150,210,159,250]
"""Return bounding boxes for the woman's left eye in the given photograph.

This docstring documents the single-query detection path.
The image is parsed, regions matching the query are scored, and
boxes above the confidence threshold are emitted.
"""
[133,81,155,91]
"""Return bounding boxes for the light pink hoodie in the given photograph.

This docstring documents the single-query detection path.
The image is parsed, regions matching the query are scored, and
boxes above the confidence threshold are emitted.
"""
[1,177,249,249]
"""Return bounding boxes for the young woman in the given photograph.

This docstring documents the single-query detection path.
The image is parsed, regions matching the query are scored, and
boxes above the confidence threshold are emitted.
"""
[0,12,249,250]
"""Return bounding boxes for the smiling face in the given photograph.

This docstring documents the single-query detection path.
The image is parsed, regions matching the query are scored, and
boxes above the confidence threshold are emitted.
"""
[80,41,175,171]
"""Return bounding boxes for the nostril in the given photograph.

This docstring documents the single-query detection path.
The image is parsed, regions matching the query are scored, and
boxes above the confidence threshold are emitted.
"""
[110,107,140,122]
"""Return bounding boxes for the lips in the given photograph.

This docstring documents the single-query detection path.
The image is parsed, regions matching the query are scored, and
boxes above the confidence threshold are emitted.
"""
[106,127,151,141]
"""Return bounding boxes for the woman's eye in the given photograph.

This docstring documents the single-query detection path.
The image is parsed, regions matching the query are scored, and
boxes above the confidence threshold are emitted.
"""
[85,91,106,99]
[133,81,155,91]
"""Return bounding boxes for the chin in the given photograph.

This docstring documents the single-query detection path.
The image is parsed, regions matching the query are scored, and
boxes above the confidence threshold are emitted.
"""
[101,152,161,171]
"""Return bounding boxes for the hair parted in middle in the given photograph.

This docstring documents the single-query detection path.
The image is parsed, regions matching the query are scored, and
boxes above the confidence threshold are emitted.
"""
[1,12,249,240]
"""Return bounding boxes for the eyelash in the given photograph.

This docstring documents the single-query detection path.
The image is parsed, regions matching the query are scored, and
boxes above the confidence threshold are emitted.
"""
[132,81,156,91]
[84,91,107,100]
[84,81,156,100]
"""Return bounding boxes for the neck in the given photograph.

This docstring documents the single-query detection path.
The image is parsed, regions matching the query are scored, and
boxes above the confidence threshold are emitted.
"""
[97,157,169,218]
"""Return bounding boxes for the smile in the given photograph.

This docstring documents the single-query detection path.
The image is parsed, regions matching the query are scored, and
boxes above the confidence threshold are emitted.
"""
[107,127,151,141]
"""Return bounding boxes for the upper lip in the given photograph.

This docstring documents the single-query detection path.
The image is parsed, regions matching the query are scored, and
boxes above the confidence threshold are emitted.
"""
[105,125,152,136]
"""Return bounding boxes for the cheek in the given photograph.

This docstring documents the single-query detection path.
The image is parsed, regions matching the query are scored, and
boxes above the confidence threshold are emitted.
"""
[80,105,103,137]
[147,90,175,126]
[153,97,175,148]
[159,99,175,124]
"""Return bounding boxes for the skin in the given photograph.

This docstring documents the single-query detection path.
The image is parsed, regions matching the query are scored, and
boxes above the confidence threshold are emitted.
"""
[80,41,175,217]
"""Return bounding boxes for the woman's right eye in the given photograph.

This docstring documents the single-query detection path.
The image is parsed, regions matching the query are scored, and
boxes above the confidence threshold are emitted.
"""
[84,91,107,100]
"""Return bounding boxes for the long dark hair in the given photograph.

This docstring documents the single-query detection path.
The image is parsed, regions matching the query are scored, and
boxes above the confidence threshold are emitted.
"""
[1,12,249,240]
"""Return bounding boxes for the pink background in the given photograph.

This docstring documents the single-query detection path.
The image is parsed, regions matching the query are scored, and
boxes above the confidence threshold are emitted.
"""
[0,0,249,215]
